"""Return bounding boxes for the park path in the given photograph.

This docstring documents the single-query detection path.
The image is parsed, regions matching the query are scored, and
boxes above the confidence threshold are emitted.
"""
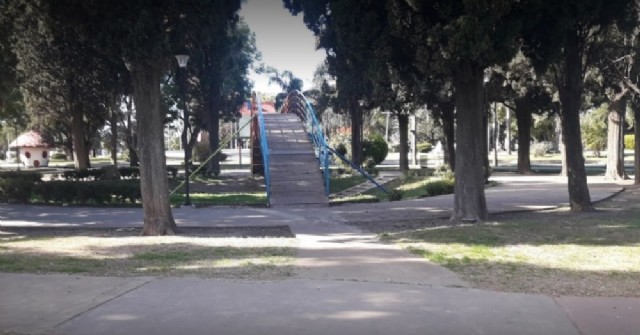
[0,174,638,334]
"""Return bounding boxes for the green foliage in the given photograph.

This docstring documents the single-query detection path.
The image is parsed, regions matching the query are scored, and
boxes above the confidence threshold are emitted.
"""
[417,142,433,153]
[387,189,403,201]
[0,171,42,203]
[50,152,68,160]
[34,180,141,205]
[335,143,347,156]
[362,134,388,166]
[624,135,634,150]
[423,179,455,197]
[582,107,608,157]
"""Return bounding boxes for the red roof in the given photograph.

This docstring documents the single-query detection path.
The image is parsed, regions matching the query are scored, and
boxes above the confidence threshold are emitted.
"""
[239,101,276,117]
[9,131,51,149]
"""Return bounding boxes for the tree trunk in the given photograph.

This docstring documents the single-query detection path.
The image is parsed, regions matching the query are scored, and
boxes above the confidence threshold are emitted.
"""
[514,99,532,174]
[557,32,593,212]
[125,97,139,167]
[130,61,177,235]
[350,98,363,166]
[397,113,409,174]
[482,103,490,182]
[110,99,119,168]
[441,103,455,170]
[451,64,488,222]
[604,92,628,180]
[206,106,221,176]
[635,101,640,184]
[71,107,90,171]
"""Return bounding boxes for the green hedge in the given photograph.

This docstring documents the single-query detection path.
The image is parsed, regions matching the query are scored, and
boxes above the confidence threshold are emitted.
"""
[34,180,141,205]
[423,178,455,197]
[0,171,42,203]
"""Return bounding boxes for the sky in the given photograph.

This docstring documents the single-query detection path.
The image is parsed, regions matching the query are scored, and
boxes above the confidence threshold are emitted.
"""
[239,0,326,95]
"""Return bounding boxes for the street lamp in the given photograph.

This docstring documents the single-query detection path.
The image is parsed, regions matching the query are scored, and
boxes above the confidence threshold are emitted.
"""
[175,54,191,206]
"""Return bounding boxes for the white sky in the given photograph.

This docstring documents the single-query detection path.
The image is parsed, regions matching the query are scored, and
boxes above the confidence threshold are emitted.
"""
[240,0,326,95]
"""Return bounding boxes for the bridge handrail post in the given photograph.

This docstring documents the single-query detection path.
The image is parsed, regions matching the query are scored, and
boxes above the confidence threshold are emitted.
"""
[255,94,271,205]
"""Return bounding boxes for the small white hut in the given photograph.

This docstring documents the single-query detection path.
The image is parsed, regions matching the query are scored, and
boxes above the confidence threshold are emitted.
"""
[8,131,52,168]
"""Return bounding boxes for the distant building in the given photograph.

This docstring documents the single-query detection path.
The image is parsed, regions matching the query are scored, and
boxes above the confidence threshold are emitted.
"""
[8,131,52,168]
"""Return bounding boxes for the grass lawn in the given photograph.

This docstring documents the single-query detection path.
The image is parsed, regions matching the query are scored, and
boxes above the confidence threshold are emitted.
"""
[169,192,267,207]
[378,188,640,297]
[329,174,366,194]
[0,227,295,279]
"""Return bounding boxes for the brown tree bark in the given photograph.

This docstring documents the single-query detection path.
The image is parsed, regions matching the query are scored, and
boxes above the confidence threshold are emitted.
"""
[350,98,363,166]
[206,92,221,176]
[124,96,139,167]
[71,106,90,171]
[130,61,177,235]
[110,98,119,168]
[556,32,593,211]
[514,99,532,174]
[635,103,640,184]
[451,64,488,222]
[604,91,628,180]
[441,103,455,170]
[397,113,409,174]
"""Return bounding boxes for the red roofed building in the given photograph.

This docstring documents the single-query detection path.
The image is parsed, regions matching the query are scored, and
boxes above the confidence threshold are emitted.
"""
[8,131,53,168]
[238,100,277,117]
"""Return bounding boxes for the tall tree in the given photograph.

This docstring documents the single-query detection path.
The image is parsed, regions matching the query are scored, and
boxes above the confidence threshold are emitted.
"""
[521,0,638,211]
[284,0,381,166]
[6,0,117,171]
[389,0,523,221]
[47,0,242,235]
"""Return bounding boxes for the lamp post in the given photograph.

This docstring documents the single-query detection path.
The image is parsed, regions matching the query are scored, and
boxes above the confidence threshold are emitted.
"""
[175,54,191,206]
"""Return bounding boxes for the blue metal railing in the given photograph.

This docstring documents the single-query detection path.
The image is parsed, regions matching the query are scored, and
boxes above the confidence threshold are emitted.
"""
[255,95,271,204]
[328,147,389,194]
[283,90,331,195]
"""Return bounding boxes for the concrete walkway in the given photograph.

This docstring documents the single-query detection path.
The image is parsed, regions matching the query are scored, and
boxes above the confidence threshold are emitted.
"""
[1,174,639,334]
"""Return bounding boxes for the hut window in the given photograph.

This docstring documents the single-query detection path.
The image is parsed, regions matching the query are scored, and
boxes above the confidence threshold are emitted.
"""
[42,151,48,159]
[25,151,31,159]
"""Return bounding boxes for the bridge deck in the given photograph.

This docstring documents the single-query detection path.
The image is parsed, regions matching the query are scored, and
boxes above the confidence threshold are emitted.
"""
[263,113,329,207]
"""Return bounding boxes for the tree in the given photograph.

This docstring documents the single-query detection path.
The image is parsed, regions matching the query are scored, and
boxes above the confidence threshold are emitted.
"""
[185,6,251,176]
[521,0,638,211]
[47,0,242,235]
[284,0,381,166]
[5,0,118,171]
[495,54,554,174]
[389,0,523,221]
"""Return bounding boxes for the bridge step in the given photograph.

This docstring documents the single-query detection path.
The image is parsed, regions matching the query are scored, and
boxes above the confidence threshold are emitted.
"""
[263,113,329,207]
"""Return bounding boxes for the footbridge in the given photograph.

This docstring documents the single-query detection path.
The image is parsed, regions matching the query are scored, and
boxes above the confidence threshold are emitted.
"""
[251,91,331,207]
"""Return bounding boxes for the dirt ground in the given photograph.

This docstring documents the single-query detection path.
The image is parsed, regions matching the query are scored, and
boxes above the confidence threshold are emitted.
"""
[169,174,265,194]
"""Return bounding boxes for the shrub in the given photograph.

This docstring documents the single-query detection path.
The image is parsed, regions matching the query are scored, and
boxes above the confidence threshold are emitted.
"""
[118,166,140,179]
[433,165,454,180]
[50,152,67,160]
[424,179,455,197]
[362,134,388,166]
[0,171,42,203]
[335,143,348,156]
[34,180,141,205]
[531,142,553,157]
[387,189,403,201]
[624,134,635,150]
[417,142,433,153]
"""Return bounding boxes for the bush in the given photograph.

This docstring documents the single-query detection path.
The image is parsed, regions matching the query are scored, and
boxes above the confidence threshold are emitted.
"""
[335,143,347,156]
[118,166,140,179]
[624,134,635,150]
[433,165,454,180]
[531,142,554,157]
[50,152,67,160]
[424,179,455,197]
[0,171,42,203]
[387,189,403,201]
[34,180,141,205]
[417,142,433,153]
[362,134,388,166]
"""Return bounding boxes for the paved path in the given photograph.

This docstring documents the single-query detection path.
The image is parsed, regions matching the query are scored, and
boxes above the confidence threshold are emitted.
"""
[0,174,638,334]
